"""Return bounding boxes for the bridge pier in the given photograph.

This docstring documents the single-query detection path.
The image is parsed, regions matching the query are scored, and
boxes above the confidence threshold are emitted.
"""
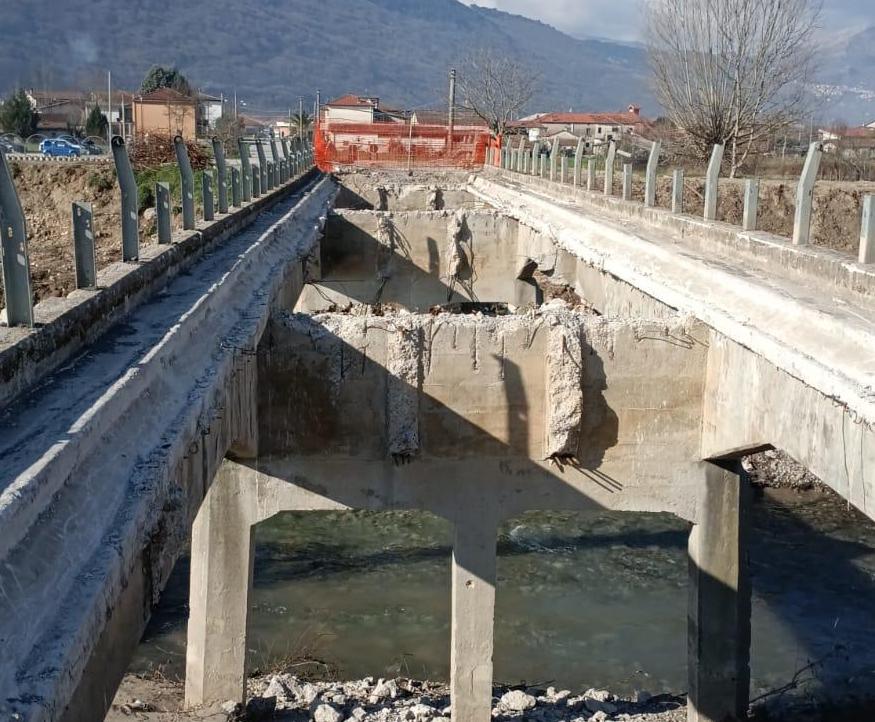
[450,507,499,722]
[184,460,256,708]
[687,461,751,722]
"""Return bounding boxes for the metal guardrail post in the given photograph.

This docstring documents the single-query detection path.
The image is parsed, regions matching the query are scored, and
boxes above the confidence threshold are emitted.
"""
[623,163,633,200]
[573,138,585,186]
[174,135,195,231]
[603,141,616,195]
[72,201,96,288]
[861,195,874,264]
[672,168,684,214]
[156,182,172,244]
[230,167,241,207]
[587,159,595,191]
[255,140,269,193]
[792,141,823,246]
[251,163,261,197]
[704,143,724,221]
[644,141,661,208]
[0,149,34,326]
[212,137,229,214]
[743,179,759,231]
[111,136,139,260]
[202,171,214,221]
[237,139,252,202]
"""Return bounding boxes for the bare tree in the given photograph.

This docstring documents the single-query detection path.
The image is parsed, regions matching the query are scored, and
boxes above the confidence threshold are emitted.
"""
[646,0,820,176]
[457,49,538,136]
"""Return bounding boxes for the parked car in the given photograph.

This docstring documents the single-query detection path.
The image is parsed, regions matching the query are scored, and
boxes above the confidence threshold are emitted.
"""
[79,139,104,155]
[0,139,15,154]
[39,139,82,157]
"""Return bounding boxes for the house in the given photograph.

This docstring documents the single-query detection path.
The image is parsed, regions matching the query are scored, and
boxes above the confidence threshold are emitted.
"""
[132,88,198,140]
[321,94,405,127]
[818,126,875,158]
[197,92,224,134]
[517,105,650,145]
[25,89,133,138]
[410,109,488,130]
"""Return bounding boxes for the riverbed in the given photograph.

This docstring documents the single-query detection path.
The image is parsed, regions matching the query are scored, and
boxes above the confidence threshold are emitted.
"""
[129,487,875,715]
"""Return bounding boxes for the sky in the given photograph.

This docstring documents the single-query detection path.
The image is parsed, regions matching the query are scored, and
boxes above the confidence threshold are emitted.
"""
[466,0,873,43]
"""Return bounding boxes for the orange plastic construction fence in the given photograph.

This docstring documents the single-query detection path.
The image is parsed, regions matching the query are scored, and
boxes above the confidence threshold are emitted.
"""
[315,121,491,172]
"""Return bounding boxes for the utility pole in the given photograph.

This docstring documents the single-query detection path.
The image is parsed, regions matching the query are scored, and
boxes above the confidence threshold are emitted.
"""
[234,89,238,121]
[299,96,304,138]
[107,70,112,144]
[448,68,456,151]
[121,92,126,141]
[315,89,321,134]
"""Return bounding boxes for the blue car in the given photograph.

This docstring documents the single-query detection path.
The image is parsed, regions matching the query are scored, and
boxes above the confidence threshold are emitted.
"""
[39,139,82,157]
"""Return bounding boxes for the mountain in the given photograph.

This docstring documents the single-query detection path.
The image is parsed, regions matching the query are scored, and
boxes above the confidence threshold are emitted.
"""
[813,25,875,124]
[0,0,655,116]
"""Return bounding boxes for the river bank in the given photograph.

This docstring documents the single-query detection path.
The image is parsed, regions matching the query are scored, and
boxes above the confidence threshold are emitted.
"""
[108,673,686,722]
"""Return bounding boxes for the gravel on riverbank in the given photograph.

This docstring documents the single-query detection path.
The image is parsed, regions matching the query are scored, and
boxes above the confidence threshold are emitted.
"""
[107,674,686,722]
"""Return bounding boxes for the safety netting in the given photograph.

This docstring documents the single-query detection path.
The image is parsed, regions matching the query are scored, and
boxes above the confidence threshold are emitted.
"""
[315,121,491,172]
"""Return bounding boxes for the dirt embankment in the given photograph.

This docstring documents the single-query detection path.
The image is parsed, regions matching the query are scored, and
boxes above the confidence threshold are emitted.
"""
[608,173,875,255]
[0,162,159,310]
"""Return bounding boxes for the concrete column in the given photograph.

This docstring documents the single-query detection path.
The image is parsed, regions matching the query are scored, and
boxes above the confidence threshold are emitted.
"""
[704,144,724,221]
[185,460,256,707]
[687,461,751,722]
[587,159,595,191]
[861,195,874,264]
[742,179,759,232]
[622,163,633,201]
[451,516,498,722]
[644,140,661,207]
[672,168,684,214]
[792,142,823,246]
[603,141,616,195]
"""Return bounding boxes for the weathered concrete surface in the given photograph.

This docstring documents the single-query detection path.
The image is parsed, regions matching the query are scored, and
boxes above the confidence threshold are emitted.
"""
[334,170,479,211]
[470,171,875,521]
[0,175,334,721]
[256,309,709,519]
[298,210,535,311]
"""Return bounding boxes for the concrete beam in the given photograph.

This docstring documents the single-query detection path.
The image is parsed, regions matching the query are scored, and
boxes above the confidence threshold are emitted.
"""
[687,461,750,722]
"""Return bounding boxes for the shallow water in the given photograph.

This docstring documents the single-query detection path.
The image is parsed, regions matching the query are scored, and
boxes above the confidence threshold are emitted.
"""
[131,488,875,708]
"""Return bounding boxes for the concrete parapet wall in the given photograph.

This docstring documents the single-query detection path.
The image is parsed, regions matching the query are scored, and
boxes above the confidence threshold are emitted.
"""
[0,168,321,409]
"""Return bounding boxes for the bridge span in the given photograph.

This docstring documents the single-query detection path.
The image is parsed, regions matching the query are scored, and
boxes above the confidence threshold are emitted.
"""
[0,155,872,722]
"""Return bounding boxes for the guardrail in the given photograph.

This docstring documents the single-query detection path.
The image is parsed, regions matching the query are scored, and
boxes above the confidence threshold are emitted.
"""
[0,135,316,329]
[4,153,112,163]
[488,138,873,270]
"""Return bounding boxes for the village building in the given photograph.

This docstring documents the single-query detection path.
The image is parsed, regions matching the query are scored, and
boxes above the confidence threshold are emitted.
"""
[132,87,198,140]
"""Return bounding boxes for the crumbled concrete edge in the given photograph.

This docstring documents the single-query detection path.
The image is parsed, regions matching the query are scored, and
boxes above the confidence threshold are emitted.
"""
[544,313,584,458]
[386,317,422,458]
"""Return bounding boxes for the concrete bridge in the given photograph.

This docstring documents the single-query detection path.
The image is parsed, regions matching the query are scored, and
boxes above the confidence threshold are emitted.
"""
[0,149,873,722]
